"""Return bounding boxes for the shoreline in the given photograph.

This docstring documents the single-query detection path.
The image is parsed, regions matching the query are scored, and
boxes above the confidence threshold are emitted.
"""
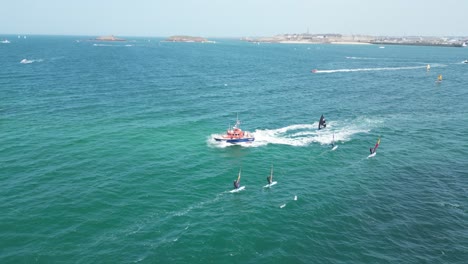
[330,41,371,45]
[273,40,371,45]
[243,33,467,48]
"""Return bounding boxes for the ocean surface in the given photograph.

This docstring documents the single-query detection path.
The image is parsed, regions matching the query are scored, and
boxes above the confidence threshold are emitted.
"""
[1,35,467,263]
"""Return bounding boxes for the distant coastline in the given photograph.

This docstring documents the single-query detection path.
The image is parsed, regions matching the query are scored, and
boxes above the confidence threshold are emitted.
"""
[242,33,468,47]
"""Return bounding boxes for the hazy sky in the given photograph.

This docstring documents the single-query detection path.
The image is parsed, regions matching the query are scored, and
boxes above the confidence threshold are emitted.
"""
[1,0,467,37]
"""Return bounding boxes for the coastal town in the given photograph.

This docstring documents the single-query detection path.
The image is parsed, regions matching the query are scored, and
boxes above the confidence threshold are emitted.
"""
[241,33,468,47]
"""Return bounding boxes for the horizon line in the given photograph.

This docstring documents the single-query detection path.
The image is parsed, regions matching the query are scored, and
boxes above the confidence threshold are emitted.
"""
[1,32,468,39]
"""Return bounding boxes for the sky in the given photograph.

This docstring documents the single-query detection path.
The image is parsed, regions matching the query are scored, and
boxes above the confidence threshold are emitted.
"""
[1,0,467,37]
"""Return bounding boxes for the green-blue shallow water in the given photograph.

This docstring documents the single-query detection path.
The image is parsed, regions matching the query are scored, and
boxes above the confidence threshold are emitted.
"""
[1,36,467,263]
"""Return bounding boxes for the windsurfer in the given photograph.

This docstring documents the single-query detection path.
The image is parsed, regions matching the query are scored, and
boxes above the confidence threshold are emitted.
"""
[233,179,240,189]
[318,114,327,130]
[370,137,381,154]
[233,171,241,189]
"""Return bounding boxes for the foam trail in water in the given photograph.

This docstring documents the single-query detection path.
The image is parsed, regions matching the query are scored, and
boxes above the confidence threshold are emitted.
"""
[93,43,134,47]
[314,65,427,74]
[207,117,382,148]
[345,56,378,60]
[20,59,43,64]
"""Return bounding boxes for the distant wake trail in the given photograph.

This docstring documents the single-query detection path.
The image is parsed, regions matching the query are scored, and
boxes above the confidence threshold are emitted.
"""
[313,66,427,74]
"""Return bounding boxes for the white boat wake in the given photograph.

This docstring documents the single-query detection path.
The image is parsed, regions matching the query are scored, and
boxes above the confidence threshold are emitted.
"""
[345,56,378,60]
[207,117,383,148]
[313,65,427,74]
[20,58,43,64]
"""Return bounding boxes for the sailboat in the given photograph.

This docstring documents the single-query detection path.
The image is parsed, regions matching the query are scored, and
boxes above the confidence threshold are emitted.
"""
[331,133,338,151]
[368,137,381,158]
[263,165,277,188]
[230,168,245,193]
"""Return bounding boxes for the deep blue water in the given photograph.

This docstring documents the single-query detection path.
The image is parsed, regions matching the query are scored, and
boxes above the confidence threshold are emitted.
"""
[1,35,467,263]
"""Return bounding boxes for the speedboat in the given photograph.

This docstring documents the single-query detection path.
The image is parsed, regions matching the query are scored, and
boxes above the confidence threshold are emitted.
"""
[463,60,468,64]
[1,39,10,44]
[20,59,32,64]
[214,116,255,144]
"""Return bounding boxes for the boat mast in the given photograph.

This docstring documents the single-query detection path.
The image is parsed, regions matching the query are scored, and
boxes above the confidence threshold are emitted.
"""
[271,165,273,180]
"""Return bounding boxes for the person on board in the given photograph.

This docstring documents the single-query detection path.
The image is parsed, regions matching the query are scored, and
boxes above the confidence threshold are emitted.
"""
[267,175,272,184]
[370,148,374,154]
[233,179,240,189]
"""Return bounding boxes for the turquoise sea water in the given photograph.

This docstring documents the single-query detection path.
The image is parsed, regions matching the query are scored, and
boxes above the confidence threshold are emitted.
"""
[1,36,467,263]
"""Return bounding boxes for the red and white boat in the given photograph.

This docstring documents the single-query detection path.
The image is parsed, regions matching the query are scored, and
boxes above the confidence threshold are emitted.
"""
[214,116,255,144]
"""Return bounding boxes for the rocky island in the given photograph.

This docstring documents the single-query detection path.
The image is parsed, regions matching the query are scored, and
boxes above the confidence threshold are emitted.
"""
[165,35,214,43]
[95,35,126,41]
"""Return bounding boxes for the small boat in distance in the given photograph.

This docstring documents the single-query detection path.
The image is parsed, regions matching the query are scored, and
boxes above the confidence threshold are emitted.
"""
[463,60,468,64]
[214,115,255,144]
[20,59,33,64]
[1,39,10,44]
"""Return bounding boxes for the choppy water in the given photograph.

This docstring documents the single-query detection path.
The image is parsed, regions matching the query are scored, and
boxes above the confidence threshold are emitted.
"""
[1,36,467,263]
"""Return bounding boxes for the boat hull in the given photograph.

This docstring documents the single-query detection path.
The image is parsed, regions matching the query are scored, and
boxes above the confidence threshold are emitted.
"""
[214,137,255,144]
